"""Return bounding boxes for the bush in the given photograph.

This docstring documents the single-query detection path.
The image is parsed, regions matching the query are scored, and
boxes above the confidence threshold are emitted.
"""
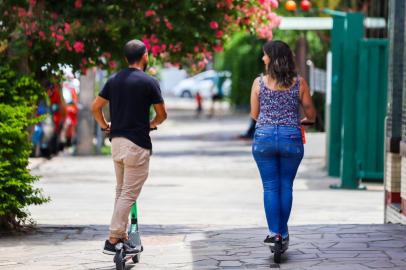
[0,66,49,230]
[216,33,265,109]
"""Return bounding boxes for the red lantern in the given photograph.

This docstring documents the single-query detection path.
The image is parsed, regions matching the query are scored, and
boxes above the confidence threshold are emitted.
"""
[285,0,297,12]
[300,0,311,11]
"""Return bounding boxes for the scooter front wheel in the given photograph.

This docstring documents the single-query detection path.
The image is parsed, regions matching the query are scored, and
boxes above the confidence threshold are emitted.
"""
[114,249,125,270]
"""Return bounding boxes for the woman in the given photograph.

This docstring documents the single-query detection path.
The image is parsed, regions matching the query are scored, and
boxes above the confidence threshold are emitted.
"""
[251,40,316,248]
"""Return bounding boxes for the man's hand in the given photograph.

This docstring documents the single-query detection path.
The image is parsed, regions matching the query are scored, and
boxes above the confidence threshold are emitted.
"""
[150,103,167,129]
[150,122,157,130]
[101,122,111,135]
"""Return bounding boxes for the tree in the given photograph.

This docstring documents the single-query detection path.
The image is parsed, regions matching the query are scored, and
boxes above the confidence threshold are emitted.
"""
[1,0,281,77]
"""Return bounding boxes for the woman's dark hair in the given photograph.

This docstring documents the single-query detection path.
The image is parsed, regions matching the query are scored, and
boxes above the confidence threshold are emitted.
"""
[263,40,296,88]
[124,39,147,64]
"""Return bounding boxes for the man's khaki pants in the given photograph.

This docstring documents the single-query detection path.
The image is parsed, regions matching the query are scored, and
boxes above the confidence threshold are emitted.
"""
[109,137,150,239]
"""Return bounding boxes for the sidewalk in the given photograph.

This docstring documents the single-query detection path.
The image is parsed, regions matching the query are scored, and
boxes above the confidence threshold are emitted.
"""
[1,104,404,269]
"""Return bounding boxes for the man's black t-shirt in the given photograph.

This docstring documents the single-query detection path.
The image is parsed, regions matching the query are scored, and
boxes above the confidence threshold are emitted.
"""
[99,68,164,150]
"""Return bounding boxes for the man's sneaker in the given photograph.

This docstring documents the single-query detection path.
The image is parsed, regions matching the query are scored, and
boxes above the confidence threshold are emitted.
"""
[263,235,276,246]
[123,242,140,255]
[122,239,136,248]
[102,240,116,255]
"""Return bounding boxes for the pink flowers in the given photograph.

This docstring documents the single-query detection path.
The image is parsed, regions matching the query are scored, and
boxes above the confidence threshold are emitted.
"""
[209,21,219,29]
[38,31,46,40]
[164,17,173,30]
[141,34,170,57]
[108,61,117,70]
[216,30,224,39]
[145,10,156,17]
[151,45,161,57]
[142,37,151,50]
[74,0,82,9]
[73,41,85,53]
[17,8,28,18]
[102,52,112,59]
[257,26,273,40]
[270,0,279,8]
[55,34,64,41]
[213,44,223,52]
[64,23,71,34]
[150,34,159,44]
[65,41,72,51]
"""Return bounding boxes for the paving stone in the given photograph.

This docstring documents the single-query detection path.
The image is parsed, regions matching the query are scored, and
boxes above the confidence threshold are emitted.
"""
[218,261,242,267]
[370,240,406,248]
[361,260,397,268]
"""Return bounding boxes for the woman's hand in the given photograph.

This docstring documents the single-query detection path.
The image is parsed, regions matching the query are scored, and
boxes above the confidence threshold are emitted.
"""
[300,118,314,126]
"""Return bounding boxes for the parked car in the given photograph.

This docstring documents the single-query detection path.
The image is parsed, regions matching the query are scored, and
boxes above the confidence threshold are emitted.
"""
[171,70,231,98]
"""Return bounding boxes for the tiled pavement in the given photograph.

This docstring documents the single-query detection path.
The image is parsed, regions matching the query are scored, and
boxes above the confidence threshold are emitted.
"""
[1,224,406,269]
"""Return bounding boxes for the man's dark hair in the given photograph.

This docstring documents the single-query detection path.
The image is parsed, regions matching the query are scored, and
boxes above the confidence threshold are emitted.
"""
[124,39,147,64]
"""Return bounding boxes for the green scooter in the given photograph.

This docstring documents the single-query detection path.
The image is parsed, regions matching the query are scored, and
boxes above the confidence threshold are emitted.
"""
[113,203,143,270]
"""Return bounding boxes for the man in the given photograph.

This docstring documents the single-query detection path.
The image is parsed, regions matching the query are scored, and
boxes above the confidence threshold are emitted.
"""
[91,39,167,254]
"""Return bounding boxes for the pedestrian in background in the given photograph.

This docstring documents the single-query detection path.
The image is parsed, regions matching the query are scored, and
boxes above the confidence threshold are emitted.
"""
[250,40,316,249]
[195,91,203,118]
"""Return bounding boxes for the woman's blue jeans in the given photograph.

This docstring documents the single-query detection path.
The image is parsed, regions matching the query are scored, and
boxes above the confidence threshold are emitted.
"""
[252,126,304,238]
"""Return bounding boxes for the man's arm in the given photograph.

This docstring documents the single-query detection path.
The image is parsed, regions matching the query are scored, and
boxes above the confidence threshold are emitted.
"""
[150,103,167,129]
[91,96,109,130]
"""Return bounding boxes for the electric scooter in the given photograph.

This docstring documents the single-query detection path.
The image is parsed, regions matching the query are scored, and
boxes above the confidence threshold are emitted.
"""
[269,235,288,263]
[112,202,143,270]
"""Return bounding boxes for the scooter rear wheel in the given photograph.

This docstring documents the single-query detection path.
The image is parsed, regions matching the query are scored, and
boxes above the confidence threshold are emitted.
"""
[273,236,283,264]
[132,253,140,263]
[274,247,282,263]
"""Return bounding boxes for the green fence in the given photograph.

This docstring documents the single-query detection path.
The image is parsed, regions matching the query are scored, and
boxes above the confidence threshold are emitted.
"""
[326,10,388,188]
[355,39,388,180]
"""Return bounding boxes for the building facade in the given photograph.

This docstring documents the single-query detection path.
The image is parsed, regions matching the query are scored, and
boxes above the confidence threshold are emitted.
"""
[384,0,406,224]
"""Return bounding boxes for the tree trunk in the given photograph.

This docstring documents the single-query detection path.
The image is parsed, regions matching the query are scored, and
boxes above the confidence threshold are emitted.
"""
[75,68,96,155]
[295,33,309,82]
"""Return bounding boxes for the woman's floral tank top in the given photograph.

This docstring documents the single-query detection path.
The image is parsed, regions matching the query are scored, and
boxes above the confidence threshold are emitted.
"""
[256,74,301,128]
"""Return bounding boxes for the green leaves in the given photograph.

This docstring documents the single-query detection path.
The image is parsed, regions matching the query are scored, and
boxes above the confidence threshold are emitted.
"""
[0,65,44,106]
[0,66,49,230]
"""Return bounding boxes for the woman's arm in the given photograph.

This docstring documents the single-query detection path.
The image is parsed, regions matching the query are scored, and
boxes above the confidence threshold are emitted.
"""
[250,77,260,120]
[299,78,316,124]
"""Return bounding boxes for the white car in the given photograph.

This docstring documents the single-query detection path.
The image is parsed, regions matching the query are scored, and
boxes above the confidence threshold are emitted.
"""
[171,70,231,98]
